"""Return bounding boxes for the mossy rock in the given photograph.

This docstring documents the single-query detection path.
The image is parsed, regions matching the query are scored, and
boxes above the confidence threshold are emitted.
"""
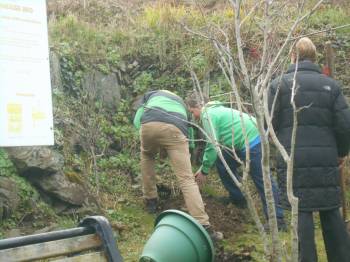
[64,171,84,185]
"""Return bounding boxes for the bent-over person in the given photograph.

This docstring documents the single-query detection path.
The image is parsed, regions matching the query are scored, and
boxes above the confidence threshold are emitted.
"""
[133,89,222,240]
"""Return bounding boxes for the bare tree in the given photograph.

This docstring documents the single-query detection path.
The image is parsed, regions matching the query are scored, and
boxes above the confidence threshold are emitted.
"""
[183,0,327,261]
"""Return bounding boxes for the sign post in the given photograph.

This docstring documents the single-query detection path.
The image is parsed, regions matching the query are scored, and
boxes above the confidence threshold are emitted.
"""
[0,0,54,146]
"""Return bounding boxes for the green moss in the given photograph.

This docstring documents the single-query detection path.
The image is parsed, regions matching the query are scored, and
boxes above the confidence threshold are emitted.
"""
[64,171,84,185]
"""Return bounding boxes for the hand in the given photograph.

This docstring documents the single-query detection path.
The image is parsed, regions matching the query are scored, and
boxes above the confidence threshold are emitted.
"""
[195,171,207,186]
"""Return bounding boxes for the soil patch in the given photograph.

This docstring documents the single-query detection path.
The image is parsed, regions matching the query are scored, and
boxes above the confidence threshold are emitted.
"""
[158,192,255,261]
[159,194,249,237]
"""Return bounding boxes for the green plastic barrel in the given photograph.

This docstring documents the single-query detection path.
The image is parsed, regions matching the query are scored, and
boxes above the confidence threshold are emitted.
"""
[139,209,214,262]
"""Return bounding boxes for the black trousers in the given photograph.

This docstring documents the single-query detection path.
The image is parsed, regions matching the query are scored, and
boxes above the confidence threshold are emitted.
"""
[299,209,350,262]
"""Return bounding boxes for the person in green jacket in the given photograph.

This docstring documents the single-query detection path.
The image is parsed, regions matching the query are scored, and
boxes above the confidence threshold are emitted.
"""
[185,93,285,229]
[134,90,222,239]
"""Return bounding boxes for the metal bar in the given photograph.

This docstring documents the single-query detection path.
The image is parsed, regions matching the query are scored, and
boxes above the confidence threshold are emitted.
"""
[0,227,95,250]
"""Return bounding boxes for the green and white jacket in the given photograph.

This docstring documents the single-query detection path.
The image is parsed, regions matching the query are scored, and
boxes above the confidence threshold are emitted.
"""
[133,90,194,148]
[200,101,259,174]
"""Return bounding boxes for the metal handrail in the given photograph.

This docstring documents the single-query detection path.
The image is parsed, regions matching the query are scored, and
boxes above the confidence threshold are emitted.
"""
[0,226,95,250]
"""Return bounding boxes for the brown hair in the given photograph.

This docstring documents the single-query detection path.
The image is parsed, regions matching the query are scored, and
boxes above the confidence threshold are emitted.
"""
[185,91,209,108]
[293,37,317,62]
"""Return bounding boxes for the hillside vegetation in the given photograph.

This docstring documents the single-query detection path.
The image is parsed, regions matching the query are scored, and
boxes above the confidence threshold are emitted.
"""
[1,1,350,261]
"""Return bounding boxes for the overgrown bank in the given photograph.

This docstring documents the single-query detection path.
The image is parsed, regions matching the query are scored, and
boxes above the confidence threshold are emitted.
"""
[1,1,350,261]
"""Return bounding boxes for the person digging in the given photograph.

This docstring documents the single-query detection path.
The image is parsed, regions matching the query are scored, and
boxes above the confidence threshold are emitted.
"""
[186,92,287,231]
[134,89,223,242]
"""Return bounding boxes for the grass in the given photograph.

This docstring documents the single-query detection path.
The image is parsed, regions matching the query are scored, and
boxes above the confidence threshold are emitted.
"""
[222,217,328,261]
[103,175,337,262]
[112,204,155,261]
[196,174,341,261]
[307,6,350,33]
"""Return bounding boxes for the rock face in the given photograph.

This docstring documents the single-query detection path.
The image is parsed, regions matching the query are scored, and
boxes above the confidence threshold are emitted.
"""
[27,171,87,206]
[50,51,63,91]
[82,70,121,109]
[0,177,20,220]
[50,51,122,109]
[5,147,64,174]
[5,147,87,206]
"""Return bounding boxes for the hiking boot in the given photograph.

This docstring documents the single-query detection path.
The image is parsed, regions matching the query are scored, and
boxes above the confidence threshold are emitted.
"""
[203,225,224,243]
[144,198,158,214]
[156,184,171,199]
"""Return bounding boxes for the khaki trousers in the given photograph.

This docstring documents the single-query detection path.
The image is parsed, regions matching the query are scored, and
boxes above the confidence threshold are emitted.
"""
[140,122,210,226]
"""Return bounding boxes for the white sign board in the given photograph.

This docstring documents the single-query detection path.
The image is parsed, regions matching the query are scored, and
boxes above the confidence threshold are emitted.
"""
[0,0,54,146]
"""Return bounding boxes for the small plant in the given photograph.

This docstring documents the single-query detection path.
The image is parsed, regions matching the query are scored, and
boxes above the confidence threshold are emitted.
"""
[133,72,154,95]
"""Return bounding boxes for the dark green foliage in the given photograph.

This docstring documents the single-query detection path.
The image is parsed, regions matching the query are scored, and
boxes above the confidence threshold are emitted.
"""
[0,150,56,232]
[0,150,37,202]
[0,149,15,171]
[133,72,154,95]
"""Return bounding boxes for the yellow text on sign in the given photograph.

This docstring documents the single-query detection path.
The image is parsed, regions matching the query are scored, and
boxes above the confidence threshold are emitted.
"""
[7,103,23,134]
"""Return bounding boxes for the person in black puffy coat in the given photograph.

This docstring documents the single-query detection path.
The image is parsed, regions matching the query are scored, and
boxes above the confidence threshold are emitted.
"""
[269,37,350,262]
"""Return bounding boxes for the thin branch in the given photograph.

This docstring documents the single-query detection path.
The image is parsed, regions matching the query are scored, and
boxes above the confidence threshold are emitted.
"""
[260,0,324,93]
[288,56,300,262]
[291,24,350,40]
[239,1,263,27]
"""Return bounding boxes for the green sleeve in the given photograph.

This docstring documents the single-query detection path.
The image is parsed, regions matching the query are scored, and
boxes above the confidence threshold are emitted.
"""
[200,113,219,174]
[133,107,144,130]
[188,126,195,149]
[201,143,217,174]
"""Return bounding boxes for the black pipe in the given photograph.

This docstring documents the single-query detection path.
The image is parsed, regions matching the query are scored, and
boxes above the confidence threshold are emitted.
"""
[0,226,95,250]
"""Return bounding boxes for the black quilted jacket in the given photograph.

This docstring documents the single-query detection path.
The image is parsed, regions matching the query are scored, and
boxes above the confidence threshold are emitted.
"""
[269,61,350,211]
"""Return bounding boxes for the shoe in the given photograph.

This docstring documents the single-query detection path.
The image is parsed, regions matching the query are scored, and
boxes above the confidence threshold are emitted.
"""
[145,198,158,214]
[203,225,224,243]
[156,184,171,199]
